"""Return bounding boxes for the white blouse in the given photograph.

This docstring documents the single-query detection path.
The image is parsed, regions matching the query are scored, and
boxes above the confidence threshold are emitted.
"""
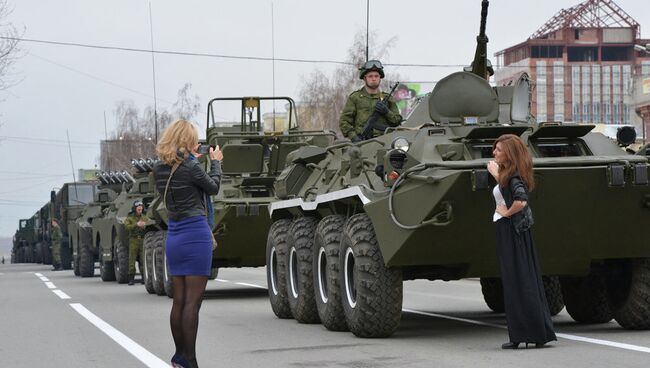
[492,185,505,222]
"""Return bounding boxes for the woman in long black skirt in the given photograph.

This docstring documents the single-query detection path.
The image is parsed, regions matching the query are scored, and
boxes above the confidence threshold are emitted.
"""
[487,134,556,349]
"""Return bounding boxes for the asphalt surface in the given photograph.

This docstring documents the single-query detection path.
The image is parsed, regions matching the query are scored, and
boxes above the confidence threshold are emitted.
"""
[1,263,650,368]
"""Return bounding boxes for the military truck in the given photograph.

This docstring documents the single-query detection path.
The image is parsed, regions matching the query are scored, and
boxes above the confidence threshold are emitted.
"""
[51,182,98,270]
[93,165,156,283]
[142,96,335,297]
[34,203,53,265]
[265,0,650,337]
[12,218,35,263]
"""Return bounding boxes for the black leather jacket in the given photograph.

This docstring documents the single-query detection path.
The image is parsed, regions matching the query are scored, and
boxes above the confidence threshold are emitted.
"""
[154,158,222,221]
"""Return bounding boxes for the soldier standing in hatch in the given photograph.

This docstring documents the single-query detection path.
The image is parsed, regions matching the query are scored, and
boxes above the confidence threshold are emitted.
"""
[50,218,62,271]
[339,59,402,142]
[124,200,148,285]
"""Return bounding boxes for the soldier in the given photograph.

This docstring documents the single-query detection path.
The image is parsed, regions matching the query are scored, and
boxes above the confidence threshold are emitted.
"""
[339,59,402,142]
[50,218,62,271]
[124,200,148,285]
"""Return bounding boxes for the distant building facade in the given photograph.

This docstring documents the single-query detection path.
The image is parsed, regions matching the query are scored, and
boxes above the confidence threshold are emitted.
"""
[494,0,650,139]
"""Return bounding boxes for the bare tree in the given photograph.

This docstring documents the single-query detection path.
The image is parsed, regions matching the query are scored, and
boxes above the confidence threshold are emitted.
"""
[0,0,23,127]
[101,83,202,170]
[297,31,399,135]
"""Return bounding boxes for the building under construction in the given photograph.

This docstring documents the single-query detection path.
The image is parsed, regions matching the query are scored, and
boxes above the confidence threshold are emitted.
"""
[494,0,650,139]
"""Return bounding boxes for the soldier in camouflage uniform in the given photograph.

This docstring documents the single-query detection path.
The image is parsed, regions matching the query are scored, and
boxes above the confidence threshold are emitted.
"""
[339,59,402,141]
[124,200,148,285]
[51,218,62,271]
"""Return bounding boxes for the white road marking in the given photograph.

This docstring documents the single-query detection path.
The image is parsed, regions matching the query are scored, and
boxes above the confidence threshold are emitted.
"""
[44,282,56,289]
[52,290,71,299]
[404,308,650,354]
[34,273,43,277]
[235,282,267,289]
[228,280,650,355]
[39,276,50,282]
[69,303,171,368]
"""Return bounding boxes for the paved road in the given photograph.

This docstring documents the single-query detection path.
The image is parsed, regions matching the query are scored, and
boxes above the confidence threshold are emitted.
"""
[1,263,649,368]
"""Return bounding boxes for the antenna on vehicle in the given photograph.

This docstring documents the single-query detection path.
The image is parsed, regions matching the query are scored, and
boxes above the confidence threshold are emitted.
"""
[365,0,369,62]
[271,2,276,131]
[103,110,109,171]
[66,130,79,201]
[149,1,159,143]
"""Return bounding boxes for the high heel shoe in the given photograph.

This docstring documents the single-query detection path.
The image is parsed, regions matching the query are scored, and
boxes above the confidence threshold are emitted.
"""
[171,354,191,368]
[501,342,520,349]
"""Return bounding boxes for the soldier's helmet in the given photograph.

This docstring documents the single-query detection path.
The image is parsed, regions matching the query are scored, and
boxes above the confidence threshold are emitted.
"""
[359,59,385,79]
[133,200,143,208]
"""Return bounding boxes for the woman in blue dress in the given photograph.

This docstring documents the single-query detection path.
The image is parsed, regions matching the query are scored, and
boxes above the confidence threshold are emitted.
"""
[154,119,222,368]
[487,134,556,349]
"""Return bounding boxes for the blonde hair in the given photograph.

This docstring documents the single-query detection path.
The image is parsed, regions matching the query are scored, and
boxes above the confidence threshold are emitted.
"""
[156,119,199,165]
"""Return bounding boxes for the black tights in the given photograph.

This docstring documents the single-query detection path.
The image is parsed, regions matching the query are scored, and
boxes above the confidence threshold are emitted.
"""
[170,275,208,368]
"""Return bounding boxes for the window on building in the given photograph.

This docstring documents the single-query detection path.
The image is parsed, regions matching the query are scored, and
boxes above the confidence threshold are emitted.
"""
[530,45,563,58]
[568,47,598,62]
[601,46,631,62]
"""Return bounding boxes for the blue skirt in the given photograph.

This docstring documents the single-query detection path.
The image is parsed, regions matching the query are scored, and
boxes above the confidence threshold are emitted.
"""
[166,216,212,276]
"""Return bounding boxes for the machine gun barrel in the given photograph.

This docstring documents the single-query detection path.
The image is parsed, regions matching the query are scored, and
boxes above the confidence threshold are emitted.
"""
[470,0,490,79]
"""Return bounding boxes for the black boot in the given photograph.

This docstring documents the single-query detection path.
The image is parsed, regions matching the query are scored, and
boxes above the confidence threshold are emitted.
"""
[128,274,135,285]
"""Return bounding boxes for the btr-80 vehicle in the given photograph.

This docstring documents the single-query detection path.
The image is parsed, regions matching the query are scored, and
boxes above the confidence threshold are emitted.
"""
[141,96,335,297]
[265,0,650,337]
[69,168,144,277]
[92,164,156,283]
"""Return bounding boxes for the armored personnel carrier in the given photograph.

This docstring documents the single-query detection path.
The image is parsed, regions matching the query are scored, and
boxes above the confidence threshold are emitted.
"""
[265,0,650,337]
[69,170,136,277]
[91,164,156,283]
[142,96,335,297]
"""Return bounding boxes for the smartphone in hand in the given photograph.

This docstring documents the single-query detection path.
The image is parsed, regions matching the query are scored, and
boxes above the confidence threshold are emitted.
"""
[197,144,212,155]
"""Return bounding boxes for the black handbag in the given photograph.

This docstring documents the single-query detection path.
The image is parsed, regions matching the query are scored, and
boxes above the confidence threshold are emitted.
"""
[509,176,534,234]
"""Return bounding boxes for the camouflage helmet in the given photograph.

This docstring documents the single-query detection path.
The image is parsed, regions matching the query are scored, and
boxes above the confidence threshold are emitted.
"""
[359,59,385,79]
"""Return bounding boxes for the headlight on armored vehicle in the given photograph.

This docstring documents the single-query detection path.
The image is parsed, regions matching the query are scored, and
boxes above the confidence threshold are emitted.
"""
[616,126,636,147]
[392,137,410,153]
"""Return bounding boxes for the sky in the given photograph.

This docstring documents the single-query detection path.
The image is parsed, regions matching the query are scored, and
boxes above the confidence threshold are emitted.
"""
[0,0,649,237]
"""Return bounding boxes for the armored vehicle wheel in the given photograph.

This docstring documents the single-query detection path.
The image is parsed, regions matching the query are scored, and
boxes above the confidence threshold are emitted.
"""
[60,238,72,270]
[543,276,564,316]
[114,237,129,284]
[561,275,612,323]
[152,232,167,296]
[73,256,80,276]
[79,244,94,277]
[340,213,402,338]
[42,243,52,265]
[35,242,44,263]
[142,232,156,294]
[99,251,116,282]
[163,249,173,298]
[480,277,504,313]
[608,258,650,329]
[286,216,320,324]
[313,215,348,331]
[266,219,292,319]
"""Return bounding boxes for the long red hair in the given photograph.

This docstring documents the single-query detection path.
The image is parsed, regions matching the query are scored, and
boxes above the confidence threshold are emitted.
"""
[492,134,535,191]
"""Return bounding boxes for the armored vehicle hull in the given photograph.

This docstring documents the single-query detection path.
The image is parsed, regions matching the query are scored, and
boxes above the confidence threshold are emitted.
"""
[265,0,650,337]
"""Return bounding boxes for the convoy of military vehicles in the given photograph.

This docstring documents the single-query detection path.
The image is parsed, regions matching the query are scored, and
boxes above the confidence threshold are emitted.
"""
[9,0,650,339]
